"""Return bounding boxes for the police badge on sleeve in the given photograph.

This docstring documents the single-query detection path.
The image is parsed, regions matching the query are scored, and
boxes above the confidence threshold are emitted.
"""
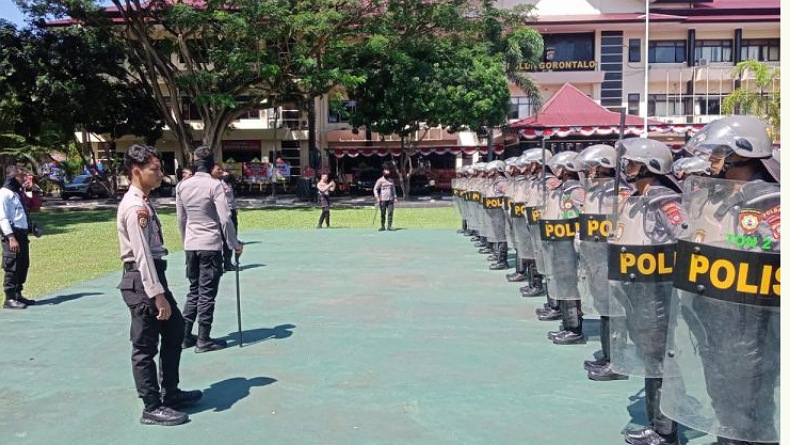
[137,209,149,228]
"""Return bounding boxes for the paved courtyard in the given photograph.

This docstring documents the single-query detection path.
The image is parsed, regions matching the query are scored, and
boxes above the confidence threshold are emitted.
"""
[1,229,715,444]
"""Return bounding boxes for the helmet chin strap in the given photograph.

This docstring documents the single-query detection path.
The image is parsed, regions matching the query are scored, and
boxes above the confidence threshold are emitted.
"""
[625,165,652,183]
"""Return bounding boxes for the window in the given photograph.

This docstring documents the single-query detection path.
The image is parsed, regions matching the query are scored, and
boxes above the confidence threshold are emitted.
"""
[648,40,686,63]
[180,98,200,121]
[628,39,641,62]
[509,97,535,120]
[695,96,723,116]
[695,40,732,63]
[741,39,780,62]
[648,94,691,116]
[237,109,261,120]
[628,94,640,115]
[328,100,356,123]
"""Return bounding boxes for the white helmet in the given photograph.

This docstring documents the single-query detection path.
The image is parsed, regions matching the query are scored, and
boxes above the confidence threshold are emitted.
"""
[567,144,617,172]
[686,116,773,160]
[547,151,578,176]
[621,138,673,174]
[521,148,552,165]
[485,160,506,173]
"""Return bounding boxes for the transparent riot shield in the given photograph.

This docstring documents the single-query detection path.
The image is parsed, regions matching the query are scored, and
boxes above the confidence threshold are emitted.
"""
[484,193,508,243]
[538,181,581,300]
[661,177,780,443]
[524,177,545,273]
[607,193,678,377]
[578,178,615,315]
[510,178,534,260]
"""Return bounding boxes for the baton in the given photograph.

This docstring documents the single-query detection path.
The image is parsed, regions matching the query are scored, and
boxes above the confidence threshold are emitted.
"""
[234,251,243,347]
[611,111,628,231]
[371,202,378,228]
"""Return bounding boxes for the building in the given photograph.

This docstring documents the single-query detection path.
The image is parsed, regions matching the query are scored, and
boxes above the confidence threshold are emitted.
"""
[71,0,778,184]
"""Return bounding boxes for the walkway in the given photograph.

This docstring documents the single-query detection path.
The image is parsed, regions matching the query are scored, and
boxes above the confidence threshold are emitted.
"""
[0,229,713,445]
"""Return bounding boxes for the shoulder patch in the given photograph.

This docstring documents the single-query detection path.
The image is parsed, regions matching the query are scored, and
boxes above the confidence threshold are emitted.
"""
[762,205,780,240]
[137,209,149,228]
[660,202,683,225]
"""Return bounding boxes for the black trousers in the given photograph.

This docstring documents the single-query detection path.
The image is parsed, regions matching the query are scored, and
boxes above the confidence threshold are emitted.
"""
[223,209,239,267]
[2,231,30,299]
[182,250,223,327]
[118,260,184,410]
[379,200,394,228]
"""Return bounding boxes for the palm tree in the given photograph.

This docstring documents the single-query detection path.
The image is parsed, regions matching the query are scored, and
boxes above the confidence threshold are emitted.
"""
[722,59,780,139]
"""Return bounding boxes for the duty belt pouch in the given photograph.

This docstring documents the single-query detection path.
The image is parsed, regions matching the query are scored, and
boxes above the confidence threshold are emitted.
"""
[117,271,149,307]
[2,249,16,272]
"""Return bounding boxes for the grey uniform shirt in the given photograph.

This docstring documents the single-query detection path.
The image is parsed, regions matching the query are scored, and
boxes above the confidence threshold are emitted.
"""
[176,172,240,252]
[117,185,166,299]
[222,179,237,210]
[374,177,396,201]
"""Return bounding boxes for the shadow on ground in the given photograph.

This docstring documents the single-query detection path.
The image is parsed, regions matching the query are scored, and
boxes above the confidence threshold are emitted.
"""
[36,292,104,305]
[223,323,296,347]
[186,376,277,414]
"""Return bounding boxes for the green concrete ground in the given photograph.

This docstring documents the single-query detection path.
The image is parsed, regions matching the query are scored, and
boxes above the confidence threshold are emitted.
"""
[0,229,715,445]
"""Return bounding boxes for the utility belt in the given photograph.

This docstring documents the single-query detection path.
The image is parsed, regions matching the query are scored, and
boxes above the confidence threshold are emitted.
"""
[4,227,29,240]
[124,259,167,272]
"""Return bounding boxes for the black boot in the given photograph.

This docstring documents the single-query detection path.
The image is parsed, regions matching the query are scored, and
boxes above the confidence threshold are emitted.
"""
[317,209,327,228]
[507,258,528,282]
[585,315,612,370]
[487,254,499,261]
[181,322,197,349]
[15,288,35,306]
[553,300,585,345]
[195,324,227,353]
[3,290,26,309]
[625,378,678,445]
[140,406,189,426]
[537,306,562,321]
[521,267,544,296]
[587,363,629,381]
[489,242,509,270]
[162,388,204,409]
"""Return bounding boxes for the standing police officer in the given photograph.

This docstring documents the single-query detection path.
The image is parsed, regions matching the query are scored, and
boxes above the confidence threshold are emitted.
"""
[117,144,202,426]
[661,116,780,445]
[176,146,243,353]
[608,138,687,445]
[0,165,36,309]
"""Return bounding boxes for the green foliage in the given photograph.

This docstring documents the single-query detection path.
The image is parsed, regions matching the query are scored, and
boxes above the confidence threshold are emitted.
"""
[722,59,781,139]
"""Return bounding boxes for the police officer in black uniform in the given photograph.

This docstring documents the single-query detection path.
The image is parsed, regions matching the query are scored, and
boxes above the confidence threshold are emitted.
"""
[117,144,202,426]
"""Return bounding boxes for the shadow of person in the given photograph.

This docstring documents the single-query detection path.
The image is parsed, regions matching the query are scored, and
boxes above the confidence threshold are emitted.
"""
[36,292,104,305]
[224,324,296,347]
[186,376,277,414]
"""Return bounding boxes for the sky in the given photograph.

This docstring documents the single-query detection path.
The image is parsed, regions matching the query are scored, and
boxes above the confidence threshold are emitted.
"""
[0,2,27,27]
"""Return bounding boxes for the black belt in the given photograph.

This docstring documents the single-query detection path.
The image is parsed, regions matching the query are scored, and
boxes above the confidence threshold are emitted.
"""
[123,259,166,271]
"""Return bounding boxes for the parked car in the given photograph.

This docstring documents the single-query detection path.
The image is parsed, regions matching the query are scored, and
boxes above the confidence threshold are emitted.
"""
[408,172,436,195]
[150,176,176,197]
[61,175,112,200]
[353,170,380,194]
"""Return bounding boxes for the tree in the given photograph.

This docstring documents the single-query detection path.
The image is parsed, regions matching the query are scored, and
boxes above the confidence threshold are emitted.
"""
[343,0,511,198]
[0,20,164,192]
[16,0,374,158]
[722,59,780,139]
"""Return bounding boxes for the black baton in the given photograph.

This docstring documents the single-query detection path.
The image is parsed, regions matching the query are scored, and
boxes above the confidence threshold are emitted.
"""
[234,251,243,347]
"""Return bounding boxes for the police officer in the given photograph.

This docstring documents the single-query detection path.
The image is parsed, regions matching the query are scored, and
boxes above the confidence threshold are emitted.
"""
[176,146,243,353]
[661,116,780,445]
[117,144,202,426]
[569,144,629,380]
[540,151,585,344]
[373,166,397,231]
[504,156,532,283]
[483,161,510,270]
[0,165,36,309]
[519,149,549,298]
[608,138,687,445]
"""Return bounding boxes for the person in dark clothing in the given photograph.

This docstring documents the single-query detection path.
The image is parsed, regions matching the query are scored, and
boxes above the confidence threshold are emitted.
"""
[0,165,37,309]
[117,144,202,426]
[316,173,336,228]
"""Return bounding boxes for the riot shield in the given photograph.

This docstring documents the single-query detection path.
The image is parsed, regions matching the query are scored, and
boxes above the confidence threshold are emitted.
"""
[503,179,516,248]
[510,178,534,260]
[524,176,547,274]
[607,193,678,377]
[661,177,780,443]
[538,181,581,300]
[578,178,615,315]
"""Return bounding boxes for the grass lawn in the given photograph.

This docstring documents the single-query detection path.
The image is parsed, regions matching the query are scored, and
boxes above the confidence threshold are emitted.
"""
[26,206,460,298]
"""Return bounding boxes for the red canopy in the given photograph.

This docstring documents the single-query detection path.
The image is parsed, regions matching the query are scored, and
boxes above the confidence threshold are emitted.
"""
[509,83,701,139]
[331,145,504,158]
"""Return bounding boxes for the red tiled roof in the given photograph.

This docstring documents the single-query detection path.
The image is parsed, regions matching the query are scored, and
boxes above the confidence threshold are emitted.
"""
[509,83,662,129]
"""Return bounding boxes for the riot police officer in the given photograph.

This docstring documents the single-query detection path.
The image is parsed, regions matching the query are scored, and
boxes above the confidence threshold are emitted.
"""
[520,149,550,298]
[608,138,688,445]
[539,151,585,344]
[483,161,510,270]
[505,155,533,283]
[568,144,629,380]
[661,116,780,445]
